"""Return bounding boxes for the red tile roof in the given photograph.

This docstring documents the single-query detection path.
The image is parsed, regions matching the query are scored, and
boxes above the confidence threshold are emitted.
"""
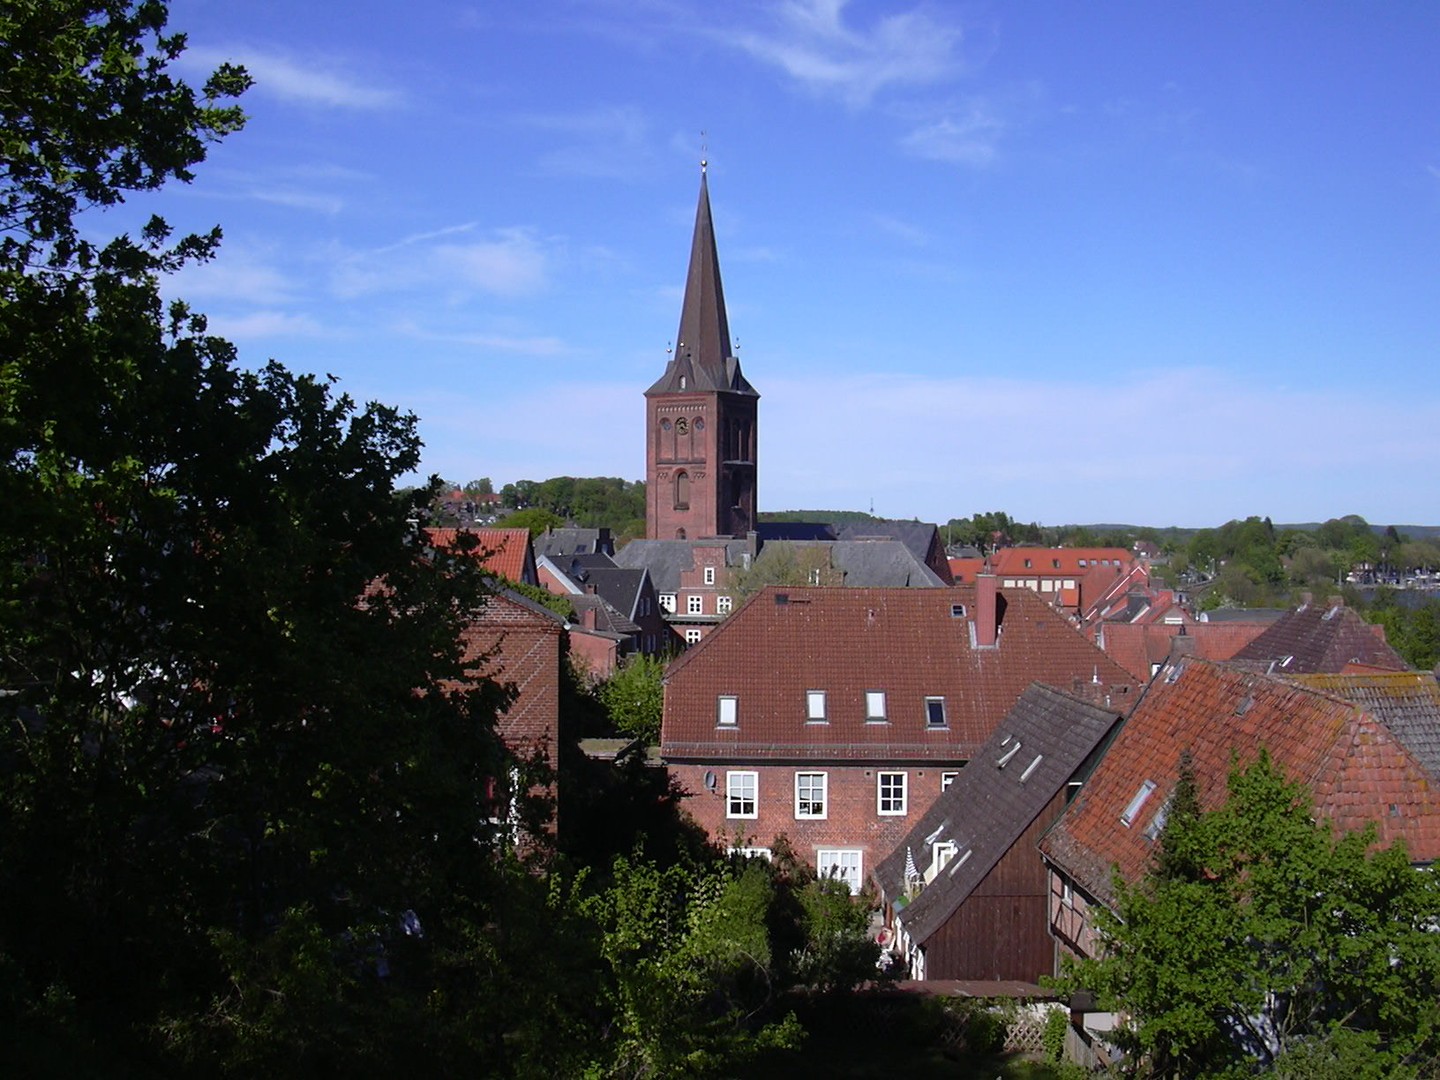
[989,547,1134,577]
[425,527,534,585]
[948,557,984,584]
[1096,621,1269,683]
[1040,658,1440,908]
[1228,599,1407,674]
[661,585,1139,762]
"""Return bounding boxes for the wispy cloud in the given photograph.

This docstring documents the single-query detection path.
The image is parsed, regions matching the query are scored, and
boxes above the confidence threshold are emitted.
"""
[899,97,1007,166]
[393,320,570,358]
[717,0,964,106]
[332,226,552,299]
[186,47,402,109]
[202,311,328,340]
[167,246,296,306]
[519,105,655,179]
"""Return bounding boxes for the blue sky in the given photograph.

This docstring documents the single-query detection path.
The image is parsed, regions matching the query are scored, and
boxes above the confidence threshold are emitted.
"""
[124,1,1440,528]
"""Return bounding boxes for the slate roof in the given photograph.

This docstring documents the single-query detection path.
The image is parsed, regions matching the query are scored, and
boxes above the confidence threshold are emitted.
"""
[1228,599,1408,674]
[830,540,948,587]
[646,169,757,398]
[661,585,1139,762]
[1289,671,1440,781]
[1039,658,1440,909]
[614,537,752,592]
[875,685,1122,945]
[756,522,837,542]
[569,593,639,636]
[534,527,613,560]
[835,520,950,581]
[425,527,534,585]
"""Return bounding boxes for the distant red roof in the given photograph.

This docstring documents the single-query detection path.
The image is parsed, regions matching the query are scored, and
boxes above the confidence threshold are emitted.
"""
[1096,621,1268,682]
[425,527,536,585]
[947,557,984,584]
[990,547,1134,577]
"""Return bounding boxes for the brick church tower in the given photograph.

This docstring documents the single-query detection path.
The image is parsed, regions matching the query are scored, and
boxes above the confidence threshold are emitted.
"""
[645,166,759,540]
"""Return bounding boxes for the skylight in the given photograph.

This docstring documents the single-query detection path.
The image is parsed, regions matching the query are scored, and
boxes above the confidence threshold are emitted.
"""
[1120,780,1157,827]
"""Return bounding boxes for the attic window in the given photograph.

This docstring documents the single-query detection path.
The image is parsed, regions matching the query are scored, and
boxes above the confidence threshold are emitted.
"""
[1024,558,1032,568]
[866,691,888,722]
[950,603,967,618]
[774,593,789,606]
[806,690,827,722]
[704,566,716,585]
[1234,694,1255,716]
[1020,754,1044,783]
[1121,780,1157,827]
[997,742,1022,768]
[1052,559,1061,569]
[717,695,738,727]
[1079,559,1087,567]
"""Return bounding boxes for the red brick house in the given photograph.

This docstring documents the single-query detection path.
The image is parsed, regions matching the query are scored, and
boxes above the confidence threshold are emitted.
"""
[660,578,1139,890]
[1039,658,1440,966]
[455,588,567,838]
[989,547,1141,617]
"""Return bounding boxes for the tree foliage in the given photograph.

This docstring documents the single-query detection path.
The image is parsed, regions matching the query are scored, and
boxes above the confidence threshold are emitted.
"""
[597,652,666,743]
[1061,753,1440,1078]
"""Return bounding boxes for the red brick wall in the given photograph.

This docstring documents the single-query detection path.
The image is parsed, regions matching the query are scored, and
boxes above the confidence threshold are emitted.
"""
[671,760,965,885]
[646,393,757,540]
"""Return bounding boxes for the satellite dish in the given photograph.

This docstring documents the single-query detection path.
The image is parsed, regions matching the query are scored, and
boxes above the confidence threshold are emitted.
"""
[703,770,716,791]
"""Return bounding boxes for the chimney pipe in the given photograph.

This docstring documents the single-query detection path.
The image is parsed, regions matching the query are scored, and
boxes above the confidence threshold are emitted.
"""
[976,573,999,648]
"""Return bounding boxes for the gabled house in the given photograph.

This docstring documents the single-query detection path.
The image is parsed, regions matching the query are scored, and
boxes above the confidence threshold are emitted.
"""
[1039,658,1440,965]
[989,547,1140,616]
[660,578,1139,891]
[1226,595,1408,674]
[874,684,1122,982]
[537,552,671,659]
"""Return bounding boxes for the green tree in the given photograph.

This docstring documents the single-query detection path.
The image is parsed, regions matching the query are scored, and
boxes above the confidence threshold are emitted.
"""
[1060,753,1440,1078]
[502,505,566,536]
[0,4,552,1072]
[597,652,666,743]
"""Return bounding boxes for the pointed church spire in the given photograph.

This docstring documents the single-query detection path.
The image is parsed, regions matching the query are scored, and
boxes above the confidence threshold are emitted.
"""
[648,164,755,396]
[676,163,732,383]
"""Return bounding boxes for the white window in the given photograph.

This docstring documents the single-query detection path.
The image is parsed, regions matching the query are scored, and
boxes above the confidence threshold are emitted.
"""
[659,593,676,613]
[816,848,863,894]
[865,690,887,721]
[941,771,959,791]
[717,595,732,615]
[808,568,822,585]
[726,771,757,818]
[806,690,827,722]
[795,772,827,819]
[687,594,703,615]
[717,695,737,726]
[925,697,946,728]
[931,841,958,878]
[703,566,716,585]
[877,772,907,815]
[685,628,703,645]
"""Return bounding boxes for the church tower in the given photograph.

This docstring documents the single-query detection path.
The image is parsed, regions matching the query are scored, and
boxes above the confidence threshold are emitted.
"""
[645,166,759,540]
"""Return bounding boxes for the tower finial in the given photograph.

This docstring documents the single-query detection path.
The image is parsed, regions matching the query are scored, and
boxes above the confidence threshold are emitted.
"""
[700,129,708,173]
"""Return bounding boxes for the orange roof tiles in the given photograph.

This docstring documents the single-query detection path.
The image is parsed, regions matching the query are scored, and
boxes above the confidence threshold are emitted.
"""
[1097,621,1270,683]
[425,527,534,585]
[1040,659,1440,908]
[990,547,1134,577]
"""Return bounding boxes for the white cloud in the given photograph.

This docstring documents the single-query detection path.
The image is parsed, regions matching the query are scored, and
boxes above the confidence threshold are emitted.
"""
[392,321,570,357]
[519,105,655,179]
[202,311,327,340]
[166,246,296,306]
[186,47,401,109]
[900,99,1006,166]
[718,0,963,106]
[331,226,552,300]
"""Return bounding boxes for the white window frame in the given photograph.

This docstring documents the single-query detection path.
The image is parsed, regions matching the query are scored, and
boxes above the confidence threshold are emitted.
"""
[685,627,703,645]
[806,690,827,722]
[659,593,676,613]
[925,697,947,728]
[816,848,863,894]
[941,771,959,791]
[686,594,703,615]
[717,695,737,726]
[795,772,827,819]
[865,690,887,722]
[703,565,716,585]
[717,594,733,615]
[877,771,907,816]
[726,771,757,819]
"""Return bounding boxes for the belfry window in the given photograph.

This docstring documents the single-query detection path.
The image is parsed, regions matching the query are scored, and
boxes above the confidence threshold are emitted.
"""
[674,470,690,510]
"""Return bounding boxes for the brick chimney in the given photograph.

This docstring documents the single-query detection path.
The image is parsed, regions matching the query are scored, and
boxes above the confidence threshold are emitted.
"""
[975,573,999,648]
